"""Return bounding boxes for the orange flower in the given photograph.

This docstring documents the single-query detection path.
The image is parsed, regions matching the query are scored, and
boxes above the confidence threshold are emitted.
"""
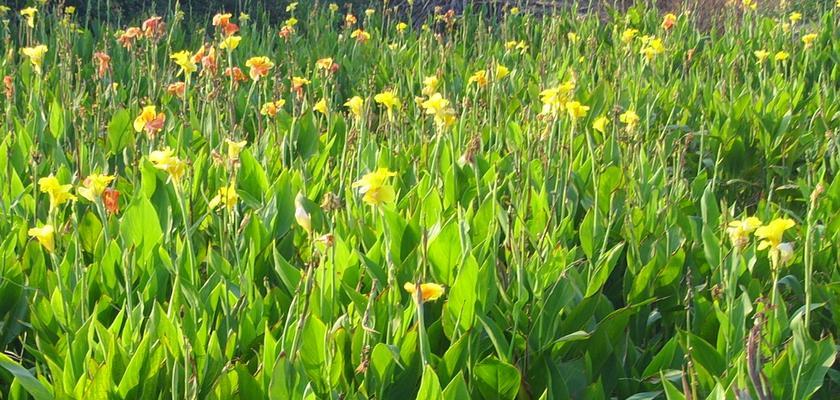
[198,46,218,75]
[142,16,165,39]
[117,27,142,49]
[134,105,166,137]
[245,56,274,81]
[661,13,677,30]
[279,25,294,40]
[167,82,186,98]
[224,67,249,83]
[103,188,120,214]
[403,282,445,301]
[3,75,12,99]
[345,13,357,27]
[350,29,371,43]
[212,13,232,27]
[223,22,239,37]
[93,52,110,78]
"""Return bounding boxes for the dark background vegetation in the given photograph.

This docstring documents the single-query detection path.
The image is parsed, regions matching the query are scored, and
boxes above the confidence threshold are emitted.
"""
[4,0,833,30]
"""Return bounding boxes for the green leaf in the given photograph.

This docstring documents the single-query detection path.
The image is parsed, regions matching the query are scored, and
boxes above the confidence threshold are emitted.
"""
[299,316,327,387]
[49,97,65,138]
[119,196,163,262]
[585,242,624,297]
[117,334,151,397]
[473,358,520,400]
[0,353,53,400]
[428,220,462,286]
[661,371,685,400]
[443,254,479,337]
[442,372,471,400]
[107,108,134,154]
[239,149,269,201]
[416,365,443,400]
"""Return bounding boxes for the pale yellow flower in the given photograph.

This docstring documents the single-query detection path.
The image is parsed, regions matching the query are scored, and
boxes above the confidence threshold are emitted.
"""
[39,175,76,210]
[20,7,37,28]
[565,101,589,121]
[209,182,238,210]
[314,98,328,115]
[592,116,609,133]
[20,45,48,74]
[28,224,55,253]
[78,173,116,202]
[344,96,364,118]
[619,110,640,130]
[220,35,241,50]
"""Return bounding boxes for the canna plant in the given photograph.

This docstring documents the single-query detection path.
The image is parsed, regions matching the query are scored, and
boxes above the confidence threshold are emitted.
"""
[0,1,838,399]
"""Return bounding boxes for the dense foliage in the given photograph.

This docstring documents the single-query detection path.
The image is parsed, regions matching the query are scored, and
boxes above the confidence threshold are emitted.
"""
[0,1,839,399]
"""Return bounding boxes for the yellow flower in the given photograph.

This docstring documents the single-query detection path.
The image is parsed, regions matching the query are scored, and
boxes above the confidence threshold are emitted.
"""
[396,22,408,32]
[467,70,488,87]
[78,173,116,202]
[329,3,339,12]
[801,33,817,48]
[374,91,401,119]
[170,50,197,80]
[774,51,789,62]
[133,105,166,135]
[539,80,575,115]
[291,76,310,91]
[313,98,328,115]
[28,225,55,253]
[315,57,334,71]
[20,45,48,74]
[509,6,520,15]
[742,0,757,11]
[20,7,37,28]
[592,116,609,133]
[495,64,510,80]
[641,37,665,61]
[619,110,640,129]
[260,100,286,117]
[789,12,801,23]
[365,8,375,17]
[209,182,238,210]
[755,218,795,251]
[352,168,397,206]
[754,50,770,63]
[285,17,298,27]
[403,282,445,301]
[344,96,364,118]
[286,2,298,12]
[421,93,457,128]
[567,32,578,43]
[39,175,76,209]
[220,35,241,50]
[245,56,274,80]
[726,216,762,248]
[621,28,639,44]
[294,193,312,234]
[565,101,589,121]
[422,75,439,96]
[226,139,247,161]
[149,148,187,182]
